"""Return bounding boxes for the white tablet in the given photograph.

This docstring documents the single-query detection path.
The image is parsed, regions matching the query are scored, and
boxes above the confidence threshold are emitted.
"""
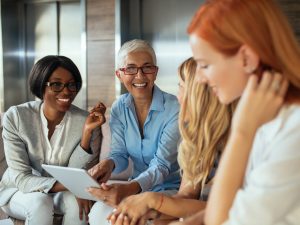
[42,164,100,201]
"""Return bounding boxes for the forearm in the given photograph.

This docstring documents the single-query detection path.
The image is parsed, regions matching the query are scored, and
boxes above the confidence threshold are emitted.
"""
[80,128,93,151]
[49,181,67,193]
[174,181,200,200]
[150,193,206,218]
[205,131,255,225]
[125,181,142,196]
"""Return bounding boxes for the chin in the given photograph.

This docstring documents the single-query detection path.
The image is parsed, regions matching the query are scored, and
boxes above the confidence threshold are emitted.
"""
[57,104,72,113]
[218,94,234,105]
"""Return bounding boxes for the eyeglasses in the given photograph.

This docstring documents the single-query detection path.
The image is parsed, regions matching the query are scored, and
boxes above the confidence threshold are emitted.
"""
[45,82,80,92]
[119,65,158,75]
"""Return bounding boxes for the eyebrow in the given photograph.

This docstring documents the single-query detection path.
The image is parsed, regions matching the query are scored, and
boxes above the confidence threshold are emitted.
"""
[126,62,153,66]
[48,77,76,82]
[194,58,207,63]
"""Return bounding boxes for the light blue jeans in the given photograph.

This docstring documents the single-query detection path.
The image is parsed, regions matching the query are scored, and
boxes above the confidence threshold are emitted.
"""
[1,191,87,225]
[89,189,177,225]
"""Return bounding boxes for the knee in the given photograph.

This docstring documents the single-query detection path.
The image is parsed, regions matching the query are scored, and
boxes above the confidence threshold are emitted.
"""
[60,191,80,215]
[30,193,54,214]
[26,193,54,223]
[89,202,114,225]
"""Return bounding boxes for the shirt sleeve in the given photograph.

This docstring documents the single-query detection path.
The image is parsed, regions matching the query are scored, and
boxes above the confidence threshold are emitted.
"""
[69,126,102,169]
[133,110,180,191]
[108,102,130,173]
[224,123,300,225]
[2,108,56,193]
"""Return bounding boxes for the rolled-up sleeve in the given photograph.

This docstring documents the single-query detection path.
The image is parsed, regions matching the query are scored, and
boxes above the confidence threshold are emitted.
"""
[69,127,102,169]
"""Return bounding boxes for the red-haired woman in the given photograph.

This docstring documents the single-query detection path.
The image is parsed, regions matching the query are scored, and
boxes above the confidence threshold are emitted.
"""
[172,0,300,225]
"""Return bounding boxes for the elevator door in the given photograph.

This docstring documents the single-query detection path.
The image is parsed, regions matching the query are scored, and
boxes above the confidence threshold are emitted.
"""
[1,0,86,111]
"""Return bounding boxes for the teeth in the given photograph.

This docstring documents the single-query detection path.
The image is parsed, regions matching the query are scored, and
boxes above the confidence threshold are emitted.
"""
[133,83,146,87]
[58,98,70,102]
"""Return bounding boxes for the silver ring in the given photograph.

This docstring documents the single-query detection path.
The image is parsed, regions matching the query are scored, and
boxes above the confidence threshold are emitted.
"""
[272,81,280,93]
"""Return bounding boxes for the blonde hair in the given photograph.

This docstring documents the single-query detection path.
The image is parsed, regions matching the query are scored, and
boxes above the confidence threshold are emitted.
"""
[188,0,300,102]
[177,57,236,189]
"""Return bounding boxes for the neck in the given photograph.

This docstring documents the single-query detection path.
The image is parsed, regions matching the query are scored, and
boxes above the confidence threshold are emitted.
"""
[133,96,152,112]
[43,106,65,127]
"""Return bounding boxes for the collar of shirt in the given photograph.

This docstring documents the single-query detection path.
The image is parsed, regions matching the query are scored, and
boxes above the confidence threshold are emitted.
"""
[123,85,165,112]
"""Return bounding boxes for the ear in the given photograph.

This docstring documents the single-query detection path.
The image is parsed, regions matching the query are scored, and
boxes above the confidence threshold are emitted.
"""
[239,45,259,74]
[153,67,158,81]
[115,70,123,83]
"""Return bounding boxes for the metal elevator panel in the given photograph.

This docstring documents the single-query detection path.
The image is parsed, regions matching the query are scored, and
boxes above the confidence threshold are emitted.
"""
[116,0,204,95]
[25,2,58,102]
[59,2,86,108]
[1,1,27,111]
[0,0,86,112]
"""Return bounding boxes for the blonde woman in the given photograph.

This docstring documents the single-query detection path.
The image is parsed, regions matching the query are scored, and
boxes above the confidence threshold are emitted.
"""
[108,57,236,225]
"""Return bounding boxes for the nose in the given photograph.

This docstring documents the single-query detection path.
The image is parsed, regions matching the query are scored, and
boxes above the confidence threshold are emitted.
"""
[61,85,72,94]
[135,68,145,79]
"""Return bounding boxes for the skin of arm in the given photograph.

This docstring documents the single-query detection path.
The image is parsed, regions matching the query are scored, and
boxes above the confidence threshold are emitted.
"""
[87,180,141,207]
[80,102,106,151]
[168,211,205,225]
[108,175,206,225]
[156,175,204,219]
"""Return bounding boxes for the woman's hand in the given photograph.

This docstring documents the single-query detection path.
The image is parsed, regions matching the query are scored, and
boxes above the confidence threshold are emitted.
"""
[232,71,288,137]
[107,192,156,225]
[87,182,141,208]
[109,213,130,225]
[88,159,115,183]
[109,212,157,225]
[169,211,205,225]
[81,102,106,150]
[84,102,106,133]
[49,181,66,193]
[75,197,93,222]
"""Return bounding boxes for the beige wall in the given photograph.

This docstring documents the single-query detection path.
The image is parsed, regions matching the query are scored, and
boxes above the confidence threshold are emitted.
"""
[87,0,116,108]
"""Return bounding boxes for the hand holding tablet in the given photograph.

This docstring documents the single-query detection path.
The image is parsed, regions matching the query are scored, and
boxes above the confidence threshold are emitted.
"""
[42,164,100,201]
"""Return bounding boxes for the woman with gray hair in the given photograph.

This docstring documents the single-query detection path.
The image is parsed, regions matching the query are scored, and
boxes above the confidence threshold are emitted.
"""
[87,39,181,225]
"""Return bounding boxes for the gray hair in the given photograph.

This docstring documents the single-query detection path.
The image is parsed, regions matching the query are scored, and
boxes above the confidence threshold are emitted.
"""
[116,39,157,69]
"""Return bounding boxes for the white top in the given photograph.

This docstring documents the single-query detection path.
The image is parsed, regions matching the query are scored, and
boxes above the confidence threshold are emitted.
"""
[40,103,70,165]
[225,104,300,225]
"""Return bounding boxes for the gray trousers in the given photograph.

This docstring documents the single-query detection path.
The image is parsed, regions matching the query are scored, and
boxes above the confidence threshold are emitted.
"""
[1,191,87,225]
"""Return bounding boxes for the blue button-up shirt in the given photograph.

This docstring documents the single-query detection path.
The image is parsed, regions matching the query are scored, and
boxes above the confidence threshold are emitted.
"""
[109,85,181,192]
